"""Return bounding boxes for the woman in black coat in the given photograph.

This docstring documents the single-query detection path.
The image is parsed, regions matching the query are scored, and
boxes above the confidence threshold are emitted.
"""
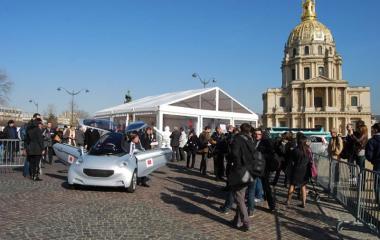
[185,129,198,169]
[286,135,312,208]
[25,119,45,181]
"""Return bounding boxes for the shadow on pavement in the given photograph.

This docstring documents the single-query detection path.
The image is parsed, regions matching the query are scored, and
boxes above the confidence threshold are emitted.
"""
[161,191,232,228]
[45,173,67,181]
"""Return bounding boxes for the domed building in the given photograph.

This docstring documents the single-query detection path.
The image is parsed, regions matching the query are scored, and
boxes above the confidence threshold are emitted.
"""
[262,0,371,134]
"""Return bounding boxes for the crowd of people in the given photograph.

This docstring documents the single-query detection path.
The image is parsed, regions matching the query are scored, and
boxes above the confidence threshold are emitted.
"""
[138,120,379,232]
[0,113,101,181]
[1,116,379,232]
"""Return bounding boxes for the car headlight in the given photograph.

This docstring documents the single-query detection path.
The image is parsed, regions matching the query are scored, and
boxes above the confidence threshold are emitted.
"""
[76,158,83,165]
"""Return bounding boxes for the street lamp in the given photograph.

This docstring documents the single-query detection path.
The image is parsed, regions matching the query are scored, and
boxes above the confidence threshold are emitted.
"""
[28,99,39,113]
[57,87,90,126]
[192,73,216,88]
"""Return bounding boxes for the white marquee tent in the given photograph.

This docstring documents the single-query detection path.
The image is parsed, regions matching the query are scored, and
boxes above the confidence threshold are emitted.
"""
[95,87,258,134]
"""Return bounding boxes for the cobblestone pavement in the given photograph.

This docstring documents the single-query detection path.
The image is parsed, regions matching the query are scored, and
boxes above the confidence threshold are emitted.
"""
[0,157,378,240]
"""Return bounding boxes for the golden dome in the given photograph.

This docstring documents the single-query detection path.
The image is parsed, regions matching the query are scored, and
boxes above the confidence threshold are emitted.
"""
[287,0,334,46]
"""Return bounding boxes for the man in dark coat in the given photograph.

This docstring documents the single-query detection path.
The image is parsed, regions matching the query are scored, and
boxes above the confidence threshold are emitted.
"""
[170,127,181,162]
[84,127,100,151]
[366,123,380,205]
[229,123,254,232]
[251,128,276,212]
[25,119,45,181]
[210,126,227,181]
[3,120,18,162]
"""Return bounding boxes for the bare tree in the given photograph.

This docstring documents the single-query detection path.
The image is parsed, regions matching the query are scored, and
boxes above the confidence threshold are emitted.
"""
[0,70,12,105]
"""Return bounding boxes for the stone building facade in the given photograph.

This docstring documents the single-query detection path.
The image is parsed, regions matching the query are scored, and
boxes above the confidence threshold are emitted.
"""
[262,0,371,134]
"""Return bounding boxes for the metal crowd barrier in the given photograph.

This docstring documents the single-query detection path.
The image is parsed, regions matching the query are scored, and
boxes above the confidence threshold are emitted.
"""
[0,139,25,173]
[313,153,380,237]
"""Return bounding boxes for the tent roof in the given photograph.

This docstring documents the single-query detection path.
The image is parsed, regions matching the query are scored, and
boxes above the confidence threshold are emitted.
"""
[95,87,257,118]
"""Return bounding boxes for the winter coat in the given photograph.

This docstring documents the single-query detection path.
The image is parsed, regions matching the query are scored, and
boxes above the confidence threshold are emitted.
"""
[328,136,343,159]
[229,133,255,188]
[210,132,227,154]
[365,134,380,170]
[288,147,312,185]
[185,134,198,152]
[198,131,211,153]
[3,126,18,139]
[170,130,181,147]
[75,129,85,146]
[84,128,100,151]
[25,122,44,156]
[140,133,157,150]
[254,138,274,172]
[43,128,55,148]
[179,131,187,148]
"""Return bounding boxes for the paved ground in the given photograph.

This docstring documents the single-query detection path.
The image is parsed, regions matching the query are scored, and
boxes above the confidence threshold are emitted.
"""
[0,157,378,240]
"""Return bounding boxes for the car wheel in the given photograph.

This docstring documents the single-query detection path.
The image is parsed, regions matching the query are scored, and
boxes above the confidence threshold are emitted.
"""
[127,170,137,193]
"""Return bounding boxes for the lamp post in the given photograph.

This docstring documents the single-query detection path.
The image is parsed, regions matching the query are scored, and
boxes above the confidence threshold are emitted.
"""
[28,100,39,113]
[192,73,216,88]
[57,87,89,126]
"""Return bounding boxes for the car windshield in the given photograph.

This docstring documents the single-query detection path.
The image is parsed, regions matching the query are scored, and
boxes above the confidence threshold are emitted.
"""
[89,132,124,156]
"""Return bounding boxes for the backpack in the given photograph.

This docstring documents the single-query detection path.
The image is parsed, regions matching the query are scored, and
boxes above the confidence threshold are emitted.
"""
[240,135,266,177]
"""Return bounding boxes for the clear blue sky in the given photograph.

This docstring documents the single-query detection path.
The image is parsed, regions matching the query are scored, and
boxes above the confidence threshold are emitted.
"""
[0,0,379,115]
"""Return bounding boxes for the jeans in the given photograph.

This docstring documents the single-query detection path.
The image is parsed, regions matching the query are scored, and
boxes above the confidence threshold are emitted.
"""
[186,151,196,168]
[374,165,380,205]
[0,144,3,163]
[179,147,186,161]
[354,154,366,171]
[222,190,234,210]
[200,153,208,175]
[44,147,54,164]
[213,153,225,179]
[247,178,258,212]
[171,146,180,161]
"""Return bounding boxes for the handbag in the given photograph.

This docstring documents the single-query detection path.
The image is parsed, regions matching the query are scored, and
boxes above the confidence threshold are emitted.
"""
[308,150,318,178]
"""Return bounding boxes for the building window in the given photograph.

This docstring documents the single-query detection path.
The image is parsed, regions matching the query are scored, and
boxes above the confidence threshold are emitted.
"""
[329,47,333,54]
[304,67,310,80]
[304,46,310,55]
[318,67,325,76]
[279,120,287,127]
[318,46,323,55]
[314,97,323,108]
[351,96,358,107]
[291,69,296,80]
[293,48,297,57]
[280,97,286,107]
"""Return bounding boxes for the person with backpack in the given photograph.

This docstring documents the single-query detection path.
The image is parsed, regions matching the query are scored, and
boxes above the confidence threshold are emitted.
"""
[228,123,255,231]
[199,126,211,175]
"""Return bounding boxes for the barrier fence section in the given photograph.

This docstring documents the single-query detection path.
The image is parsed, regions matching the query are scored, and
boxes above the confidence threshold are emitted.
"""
[0,139,25,173]
[313,153,379,237]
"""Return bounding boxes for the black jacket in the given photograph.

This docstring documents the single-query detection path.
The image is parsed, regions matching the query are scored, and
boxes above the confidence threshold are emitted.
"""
[85,129,100,150]
[210,132,227,153]
[230,134,255,176]
[140,133,156,150]
[365,134,380,169]
[25,122,44,156]
[3,126,18,139]
[170,130,181,147]
[186,135,198,152]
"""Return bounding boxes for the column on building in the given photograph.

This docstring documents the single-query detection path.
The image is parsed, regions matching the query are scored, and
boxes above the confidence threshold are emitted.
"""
[311,87,315,108]
[325,87,329,108]
[325,117,330,131]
